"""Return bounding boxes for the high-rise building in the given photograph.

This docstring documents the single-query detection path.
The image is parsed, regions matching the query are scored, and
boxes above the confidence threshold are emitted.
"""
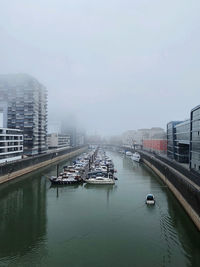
[0,74,47,155]
[76,131,85,146]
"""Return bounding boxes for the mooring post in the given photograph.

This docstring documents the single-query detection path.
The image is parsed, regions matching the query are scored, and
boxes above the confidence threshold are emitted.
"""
[57,164,59,177]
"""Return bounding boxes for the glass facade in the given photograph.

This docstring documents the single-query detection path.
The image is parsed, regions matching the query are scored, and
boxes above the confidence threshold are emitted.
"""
[190,106,200,173]
[167,121,190,163]
[0,74,47,155]
[167,121,182,160]
[167,105,200,172]
[174,120,190,163]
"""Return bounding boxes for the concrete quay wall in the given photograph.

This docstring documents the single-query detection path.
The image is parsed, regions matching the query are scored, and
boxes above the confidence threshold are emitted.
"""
[139,151,200,231]
[0,146,87,185]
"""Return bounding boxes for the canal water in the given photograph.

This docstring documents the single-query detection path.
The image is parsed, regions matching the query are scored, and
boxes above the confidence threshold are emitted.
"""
[0,151,200,267]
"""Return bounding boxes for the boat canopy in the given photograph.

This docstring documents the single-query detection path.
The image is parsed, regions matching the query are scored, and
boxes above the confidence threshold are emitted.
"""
[146,194,154,201]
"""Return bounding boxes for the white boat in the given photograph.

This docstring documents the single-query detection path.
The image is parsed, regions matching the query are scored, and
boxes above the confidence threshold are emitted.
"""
[125,151,132,156]
[145,194,155,205]
[85,177,115,185]
[132,152,141,163]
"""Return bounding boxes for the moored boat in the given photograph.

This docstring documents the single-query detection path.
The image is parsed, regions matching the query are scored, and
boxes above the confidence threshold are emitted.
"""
[125,151,132,156]
[132,152,141,163]
[49,176,81,185]
[85,177,115,185]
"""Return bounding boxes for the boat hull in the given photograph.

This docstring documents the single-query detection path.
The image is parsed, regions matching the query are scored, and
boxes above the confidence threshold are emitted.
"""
[146,200,155,205]
[132,158,140,163]
[85,179,115,185]
[49,178,82,185]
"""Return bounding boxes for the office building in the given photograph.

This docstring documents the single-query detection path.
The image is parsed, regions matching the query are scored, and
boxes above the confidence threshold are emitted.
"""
[174,120,190,163]
[190,105,200,173]
[47,133,71,149]
[167,120,190,163]
[0,74,47,155]
[0,128,23,164]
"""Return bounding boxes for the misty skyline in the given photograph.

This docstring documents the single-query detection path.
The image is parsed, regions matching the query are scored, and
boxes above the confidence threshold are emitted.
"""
[0,0,200,135]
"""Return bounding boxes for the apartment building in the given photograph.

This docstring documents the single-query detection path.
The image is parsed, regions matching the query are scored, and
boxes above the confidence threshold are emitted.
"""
[0,74,47,155]
[0,128,23,163]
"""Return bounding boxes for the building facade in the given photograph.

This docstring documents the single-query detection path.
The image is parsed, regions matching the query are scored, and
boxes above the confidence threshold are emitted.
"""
[190,105,200,173]
[167,121,182,160]
[174,120,190,163]
[122,128,166,147]
[0,128,23,164]
[167,120,190,163]
[47,133,71,149]
[143,139,167,154]
[0,74,47,155]
[76,131,85,146]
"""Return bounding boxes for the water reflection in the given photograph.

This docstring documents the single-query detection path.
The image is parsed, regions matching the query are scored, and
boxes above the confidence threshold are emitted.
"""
[84,184,117,206]
[84,184,116,191]
[122,156,148,176]
[166,194,200,266]
[0,175,47,260]
[49,183,80,198]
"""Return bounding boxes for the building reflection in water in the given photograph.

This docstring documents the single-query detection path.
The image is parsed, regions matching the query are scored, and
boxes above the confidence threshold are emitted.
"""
[49,180,117,207]
[0,174,47,260]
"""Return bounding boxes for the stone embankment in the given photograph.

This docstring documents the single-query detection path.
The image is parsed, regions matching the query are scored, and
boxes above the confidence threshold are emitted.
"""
[0,146,88,185]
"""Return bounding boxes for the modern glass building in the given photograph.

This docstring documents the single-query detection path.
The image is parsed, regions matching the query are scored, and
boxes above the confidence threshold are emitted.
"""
[190,105,200,173]
[167,120,190,163]
[0,74,47,155]
[167,121,181,159]
[174,120,190,163]
[167,105,200,171]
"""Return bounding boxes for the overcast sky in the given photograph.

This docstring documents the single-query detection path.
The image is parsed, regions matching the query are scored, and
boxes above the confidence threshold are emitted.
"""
[0,0,200,135]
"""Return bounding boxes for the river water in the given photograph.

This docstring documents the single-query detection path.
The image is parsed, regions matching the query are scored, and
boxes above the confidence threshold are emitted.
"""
[0,151,200,267]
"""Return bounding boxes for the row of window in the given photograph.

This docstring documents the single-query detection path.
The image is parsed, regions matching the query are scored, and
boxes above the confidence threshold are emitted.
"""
[190,151,200,161]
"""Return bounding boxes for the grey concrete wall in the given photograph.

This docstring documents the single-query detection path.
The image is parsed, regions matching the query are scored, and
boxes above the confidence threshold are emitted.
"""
[0,146,87,185]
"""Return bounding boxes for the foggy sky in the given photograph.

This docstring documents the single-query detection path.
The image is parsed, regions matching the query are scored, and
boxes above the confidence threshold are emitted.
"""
[0,0,200,135]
